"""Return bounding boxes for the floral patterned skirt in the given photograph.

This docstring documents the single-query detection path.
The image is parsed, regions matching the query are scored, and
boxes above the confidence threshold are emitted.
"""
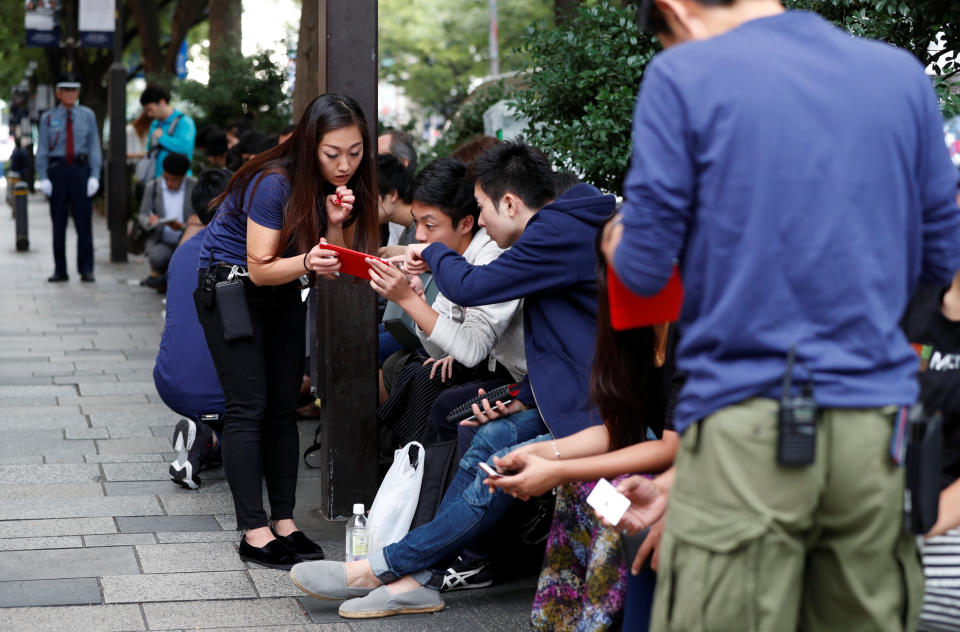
[530,477,629,632]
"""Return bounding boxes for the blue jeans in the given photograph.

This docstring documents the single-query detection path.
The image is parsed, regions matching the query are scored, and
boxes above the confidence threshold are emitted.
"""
[378,324,404,367]
[369,408,550,588]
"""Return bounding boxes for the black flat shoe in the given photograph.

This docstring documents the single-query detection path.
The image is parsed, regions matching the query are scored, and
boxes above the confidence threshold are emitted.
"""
[273,528,325,560]
[80,274,95,282]
[238,535,299,570]
[47,274,68,283]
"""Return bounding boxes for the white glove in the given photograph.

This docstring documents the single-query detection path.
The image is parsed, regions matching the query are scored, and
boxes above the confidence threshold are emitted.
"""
[38,179,52,197]
[86,177,99,198]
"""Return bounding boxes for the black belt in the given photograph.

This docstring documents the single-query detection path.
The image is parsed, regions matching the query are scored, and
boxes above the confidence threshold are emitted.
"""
[199,263,248,283]
[49,154,89,167]
[199,265,301,290]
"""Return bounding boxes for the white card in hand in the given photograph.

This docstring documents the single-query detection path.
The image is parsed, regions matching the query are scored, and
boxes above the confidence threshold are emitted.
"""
[586,477,631,526]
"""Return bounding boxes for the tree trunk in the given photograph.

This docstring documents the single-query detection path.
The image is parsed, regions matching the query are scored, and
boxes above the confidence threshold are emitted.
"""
[209,0,242,74]
[163,1,208,75]
[128,0,164,79]
[293,0,326,122]
[127,0,207,85]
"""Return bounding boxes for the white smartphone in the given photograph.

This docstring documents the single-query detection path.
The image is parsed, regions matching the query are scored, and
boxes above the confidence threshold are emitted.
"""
[478,462,504,478]
[586,478,631,526]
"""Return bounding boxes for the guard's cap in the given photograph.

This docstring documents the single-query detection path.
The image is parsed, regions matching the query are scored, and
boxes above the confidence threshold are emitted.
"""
[55,72,82,90]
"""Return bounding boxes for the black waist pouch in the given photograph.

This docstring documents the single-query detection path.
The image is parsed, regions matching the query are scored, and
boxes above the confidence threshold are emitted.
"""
[215,278,253,341]
[905,408,942,535]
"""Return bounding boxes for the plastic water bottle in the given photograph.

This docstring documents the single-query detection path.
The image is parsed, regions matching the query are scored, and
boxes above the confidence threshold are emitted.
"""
[345,503,369,561]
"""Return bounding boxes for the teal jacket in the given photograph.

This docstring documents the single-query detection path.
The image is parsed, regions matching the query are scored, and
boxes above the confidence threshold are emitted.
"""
[147,109,196,178]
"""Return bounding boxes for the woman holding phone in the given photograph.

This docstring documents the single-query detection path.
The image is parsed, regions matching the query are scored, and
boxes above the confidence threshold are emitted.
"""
[195,93,378,569]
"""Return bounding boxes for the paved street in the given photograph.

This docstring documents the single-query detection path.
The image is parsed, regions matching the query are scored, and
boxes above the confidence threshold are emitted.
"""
[0,188,535,631]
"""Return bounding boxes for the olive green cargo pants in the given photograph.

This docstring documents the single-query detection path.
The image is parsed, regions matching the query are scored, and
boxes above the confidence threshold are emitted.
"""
[651,398,923,632]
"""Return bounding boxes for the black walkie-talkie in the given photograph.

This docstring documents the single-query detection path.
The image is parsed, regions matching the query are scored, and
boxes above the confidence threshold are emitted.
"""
[777,346,818,466]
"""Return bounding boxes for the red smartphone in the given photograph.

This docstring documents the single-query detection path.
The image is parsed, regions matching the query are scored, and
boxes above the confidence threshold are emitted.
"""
[318,243,390,279]
[607,264,683,330]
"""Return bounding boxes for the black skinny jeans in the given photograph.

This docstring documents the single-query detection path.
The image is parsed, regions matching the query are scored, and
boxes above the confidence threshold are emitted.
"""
[195,273,305,530]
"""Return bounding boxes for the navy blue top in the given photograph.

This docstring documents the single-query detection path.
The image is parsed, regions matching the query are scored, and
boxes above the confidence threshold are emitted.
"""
[423,183,615,438]
[154,230,225,420]
[615,11,960,433]
[199,172,291,267]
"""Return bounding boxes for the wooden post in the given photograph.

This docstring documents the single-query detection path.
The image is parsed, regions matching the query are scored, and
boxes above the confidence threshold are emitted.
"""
[293,0,326,122]
[312,0,379,519]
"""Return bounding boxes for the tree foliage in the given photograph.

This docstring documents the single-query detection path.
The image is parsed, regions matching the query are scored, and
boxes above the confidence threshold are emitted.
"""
[176,51,291,133]
[512,2,657,192]
[512,0,960,193]
[379,0,552,119]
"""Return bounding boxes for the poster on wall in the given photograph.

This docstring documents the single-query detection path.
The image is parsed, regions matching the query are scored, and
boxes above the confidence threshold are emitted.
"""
[78,0,114,48]
[25,0,62,48]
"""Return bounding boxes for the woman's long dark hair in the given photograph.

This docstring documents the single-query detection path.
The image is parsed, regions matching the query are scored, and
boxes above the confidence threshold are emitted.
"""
[590,214,665,451]
[214,93,379,258]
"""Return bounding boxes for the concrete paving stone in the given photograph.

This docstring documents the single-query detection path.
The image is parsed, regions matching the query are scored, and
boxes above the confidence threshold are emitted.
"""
[117,515,222,533]
[79,381,157,396]
[88,409,181,426]
[62,350,130,358]
[0,516,117,538]
[86,453,165,463]
[65,427,110,439]
[81,403,171,416]
[0,546,139,580]
[60,394,149,407]
[0,536,83,551]
[0,385,77,398]
[44,454,87,464]
[54,374,119,384]
[0,456,47,465]
[83,533,157,547]
[155,530,239,544]
[0,404,81,416]
[0,495,162,520]
[216,514,238,530]
[142,597,310,629]
[151,423,176,438]
[0,603,145,631]
[0,415,90,430]
[104,481,176,496]
[101,570,256,603]
[73,359,154,372]
[160,492,235,516]
[0,463,101,484]
[0,482,103,500]
[96,436,171,455]
[0,578,102,607]
[0,362,71,375]
[100,425,159,439]
[136,542,243,573]
[151,626,351,632]
[0,375,55,385]
[102,461,174,481]
[249,568,305,598]
[0,396,60,407]
[0,437,96,459]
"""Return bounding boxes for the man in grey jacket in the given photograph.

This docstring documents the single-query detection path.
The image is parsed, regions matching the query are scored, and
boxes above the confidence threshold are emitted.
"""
[139,152,195,291]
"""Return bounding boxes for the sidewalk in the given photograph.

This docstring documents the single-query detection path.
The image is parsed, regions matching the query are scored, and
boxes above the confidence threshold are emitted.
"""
[0,188,535,631]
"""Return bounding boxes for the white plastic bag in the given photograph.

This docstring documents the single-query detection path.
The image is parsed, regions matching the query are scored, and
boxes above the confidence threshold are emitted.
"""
[366,441,425,556]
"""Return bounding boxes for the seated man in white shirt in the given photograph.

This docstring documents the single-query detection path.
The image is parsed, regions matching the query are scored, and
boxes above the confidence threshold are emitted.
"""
[139,152,195,291]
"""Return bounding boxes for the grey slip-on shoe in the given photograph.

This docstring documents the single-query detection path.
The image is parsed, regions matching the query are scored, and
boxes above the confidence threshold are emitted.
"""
[338,585,445,619]
[290,561,377,600]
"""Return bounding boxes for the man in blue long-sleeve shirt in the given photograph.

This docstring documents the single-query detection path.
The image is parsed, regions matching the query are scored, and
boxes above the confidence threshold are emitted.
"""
[36,73,102,283]
[603,1,960,630]
[140,85,196,180]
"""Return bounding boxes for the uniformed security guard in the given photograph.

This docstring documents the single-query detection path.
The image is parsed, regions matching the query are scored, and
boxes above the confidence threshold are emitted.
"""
[36,72,102,283]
